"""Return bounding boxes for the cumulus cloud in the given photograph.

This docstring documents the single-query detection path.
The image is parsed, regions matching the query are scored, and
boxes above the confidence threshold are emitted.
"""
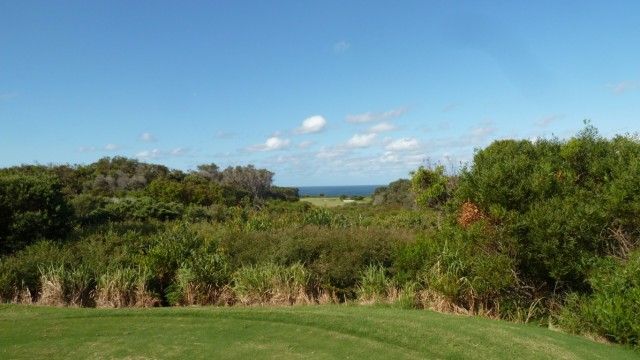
[265,137,291,150]
[139,132,156,142]
[346,133,377,148]
[368,122,396,133]
[611,81,638,95]
[346,106,410,123]
[379,151,400,163]
[295,115,327,134]
[385,138,420,151]
[334,41,350,52]
[136,148,161,159]
[246,137,291,152]
[135,147,189,159]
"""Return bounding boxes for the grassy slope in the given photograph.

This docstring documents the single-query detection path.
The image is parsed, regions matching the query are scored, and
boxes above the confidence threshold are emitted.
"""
[1,305,637,360]
[301,197,371,207]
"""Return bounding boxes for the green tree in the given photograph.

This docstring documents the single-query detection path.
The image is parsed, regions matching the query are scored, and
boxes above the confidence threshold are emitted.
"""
[410,165,450,209]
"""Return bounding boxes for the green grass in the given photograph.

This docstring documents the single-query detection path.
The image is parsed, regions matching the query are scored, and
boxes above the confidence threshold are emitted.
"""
[1,305,637,359]
[301,196,371,207]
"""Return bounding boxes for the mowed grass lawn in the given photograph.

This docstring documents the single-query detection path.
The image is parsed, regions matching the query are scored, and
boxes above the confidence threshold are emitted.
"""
[301,197,371,207]
[1,305,637,360]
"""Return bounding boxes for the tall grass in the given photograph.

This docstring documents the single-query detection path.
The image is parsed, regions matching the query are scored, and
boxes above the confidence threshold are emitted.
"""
[355,264,419,309]
[37,265,93,307]
[232,262,312,306]
[94,267,157,308]
[37,265,66,307]
[356,264,393,304]
[165,263,232,306]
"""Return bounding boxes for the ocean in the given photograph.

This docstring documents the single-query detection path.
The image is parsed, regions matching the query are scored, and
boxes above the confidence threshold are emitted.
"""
[296,185,384,197]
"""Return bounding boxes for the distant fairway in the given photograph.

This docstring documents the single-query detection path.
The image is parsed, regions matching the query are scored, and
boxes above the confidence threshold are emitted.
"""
[1,305,636,359]
[301,196,371,207]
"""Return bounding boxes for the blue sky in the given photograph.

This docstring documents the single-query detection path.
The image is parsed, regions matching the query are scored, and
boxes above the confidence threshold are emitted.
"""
[1,1,639,186]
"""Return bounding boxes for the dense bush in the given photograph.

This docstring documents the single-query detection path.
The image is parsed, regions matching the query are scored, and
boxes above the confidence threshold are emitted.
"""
[452,125,640,291]
[372,179,415,209]
[559,249,640,346]
[220,226,415,297]
[393,222,519,314]
[0,174,73,254]
[0,241,74,301]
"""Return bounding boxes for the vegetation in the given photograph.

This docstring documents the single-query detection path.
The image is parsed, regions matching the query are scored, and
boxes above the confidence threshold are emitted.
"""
[1,123,639,350]
[2,305,637,360]
[301,196,371,207]
[0,175,73,254]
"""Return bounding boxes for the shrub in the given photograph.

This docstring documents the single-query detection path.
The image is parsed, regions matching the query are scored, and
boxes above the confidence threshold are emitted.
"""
[452,125,640,291]
[103,197,184,222]
[37,264,94,307]
[302,208,352,228]
[559,249,640,346]
[395,223,518,315]
[356,264,393,303]
[0,174,73,254]
[232,262,311,306]
[220,226,414,298]
[94,266,157,308]
[134,223,230,304]
[0,241,73,302]
[69,194,110,225]
[165,252,231,306]
[372,179,416,209]
[411,165,451,208]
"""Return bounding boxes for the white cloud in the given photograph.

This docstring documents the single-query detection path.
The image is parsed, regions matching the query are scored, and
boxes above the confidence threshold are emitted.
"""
[385,138,420,151]
[246,137,291,152]
[295,115,327,134]
[136,148,161,159]
[134,147,188,159]
[334,41,350,52]
[611,81,638,95]
[170,147,188,156]
[346,133,377,148]
[380,151,400,163]
[346,106,410,123]
[265,137,291,150]
[140,132,156,142]
[368,122,396,133]
[104,144,120,151]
